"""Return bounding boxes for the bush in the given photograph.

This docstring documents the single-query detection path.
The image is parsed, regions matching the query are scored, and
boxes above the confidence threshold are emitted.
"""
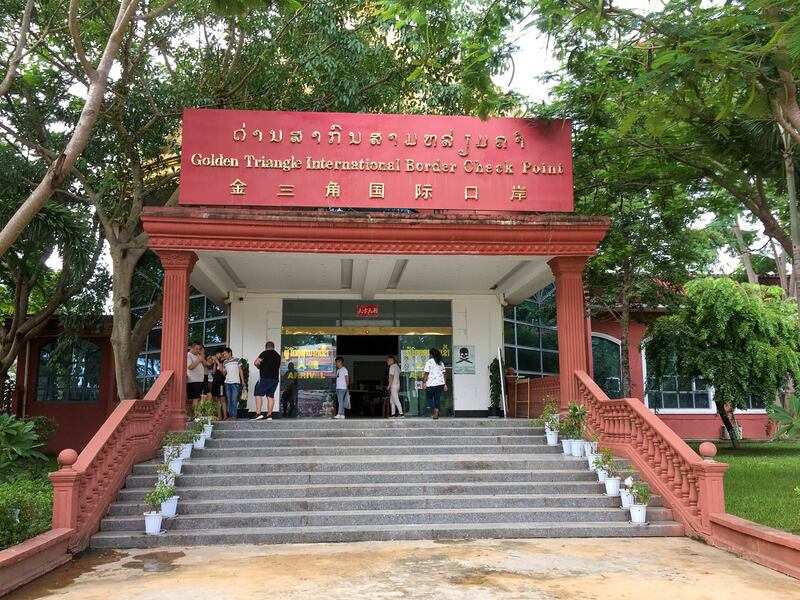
[26,416,57,446]
[0,471,54,550]
[0,413,46,475]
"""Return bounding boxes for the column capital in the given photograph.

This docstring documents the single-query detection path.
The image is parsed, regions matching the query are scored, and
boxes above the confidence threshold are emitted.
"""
[548,256,588,277]
[157,250,198,272]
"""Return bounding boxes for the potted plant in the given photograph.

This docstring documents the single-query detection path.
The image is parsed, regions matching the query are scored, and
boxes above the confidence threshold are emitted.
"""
[159,483,179,519]
[190,420,206,449]
[591,453,608,482]
[596,448,621,496]
[156,462,177,486]
[195,399,217,426]
[177,430,194,459]
[582,431,599,459]
[630,481,652,524]
[620,475,635,509]
[540,398,559,432]
[488,357,502,418]
[163,431,183,462]
[565,403,588,458]
[143,483,172,535]
[558,422,574,454]
[545,413,560,446]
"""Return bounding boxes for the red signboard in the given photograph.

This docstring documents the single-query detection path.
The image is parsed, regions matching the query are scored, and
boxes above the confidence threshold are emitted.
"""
[179,109,573,212]
[356,305,379,317]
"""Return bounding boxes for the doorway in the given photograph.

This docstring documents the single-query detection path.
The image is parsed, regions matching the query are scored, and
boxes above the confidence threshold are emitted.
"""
[336,335,397,417]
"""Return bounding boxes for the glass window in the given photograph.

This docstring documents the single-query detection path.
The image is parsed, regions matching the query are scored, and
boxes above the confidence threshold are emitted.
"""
[504,346,517,371]
[516,323,539,348]
[504,321,515,345]
[541,351,559,374]
[647,368,711,410]
[189,296,205,322]
[189,322,204,345]
[204,319,227,346]
[540,327,558,351]
[592,336,622,399]
[206,300,226,319]
[518,349,541,373]
[147,328,161,352]
[36,339,101,402]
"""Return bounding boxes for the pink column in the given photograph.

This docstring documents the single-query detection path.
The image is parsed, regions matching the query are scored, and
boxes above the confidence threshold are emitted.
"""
[549,256,590,410]
[157,250,197,430]
[49,449,80,530]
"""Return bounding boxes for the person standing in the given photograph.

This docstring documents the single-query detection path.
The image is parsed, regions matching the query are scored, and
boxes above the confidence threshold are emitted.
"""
[333,356,349,420]
[386,355,404,418]
[281,362,298,418]
[253,341,281,421]
[210,349,227,420]
[423,348,447,420]
[186,342,206,412]
[222,347,245,421]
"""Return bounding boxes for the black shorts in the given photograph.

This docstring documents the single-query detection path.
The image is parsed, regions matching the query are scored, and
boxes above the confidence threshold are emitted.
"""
[212,380,225,398]
[254,378,279,398]
[187,381,204,400]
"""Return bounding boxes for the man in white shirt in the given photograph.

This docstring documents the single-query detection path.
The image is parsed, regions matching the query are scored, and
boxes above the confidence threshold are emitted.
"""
[186,342,206,411]
[221,347,245,420]
[334,355,349,420]
[386,355,404,417]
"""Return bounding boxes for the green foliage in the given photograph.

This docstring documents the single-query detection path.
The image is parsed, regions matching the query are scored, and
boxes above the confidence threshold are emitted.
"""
[195,400,218,420]
[767,394,800,439]
[645,278,800,441]
[594,447,619,477]
[163,431,189,448]
[0,414,46,475]
[0,473,54,550]
[488,357,502,411]
[25,416,57,446]
[630,482,652,506]
[143,482,176,513]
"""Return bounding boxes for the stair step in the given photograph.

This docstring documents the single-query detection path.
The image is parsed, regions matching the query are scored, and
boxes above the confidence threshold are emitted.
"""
[117,480,614,501]
[100,506,676,531]
[206,435,551,447]
[213,419,542,430]
[90,520,685,549]
[212,428,545,438]
[192,445,563,457]
[108,493,660,516]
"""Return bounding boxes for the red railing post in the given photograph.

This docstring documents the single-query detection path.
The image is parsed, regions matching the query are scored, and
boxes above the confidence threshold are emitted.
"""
[695,442,729,535]
[49,449,80,531]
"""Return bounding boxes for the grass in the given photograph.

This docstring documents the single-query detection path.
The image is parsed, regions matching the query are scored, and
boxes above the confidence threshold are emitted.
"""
[692,441,800,535]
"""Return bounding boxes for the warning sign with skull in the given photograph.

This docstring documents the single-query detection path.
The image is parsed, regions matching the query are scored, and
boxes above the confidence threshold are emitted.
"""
[452,345,476,375]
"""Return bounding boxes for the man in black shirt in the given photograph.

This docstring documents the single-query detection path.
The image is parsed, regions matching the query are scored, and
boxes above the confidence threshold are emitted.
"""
[253,341,281,421]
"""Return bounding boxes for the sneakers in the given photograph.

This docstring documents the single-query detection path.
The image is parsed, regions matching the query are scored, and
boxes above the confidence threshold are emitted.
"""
[397,414,405,418]
[253,414,264,421]
[334,414,345,420]
[267,417,273,421]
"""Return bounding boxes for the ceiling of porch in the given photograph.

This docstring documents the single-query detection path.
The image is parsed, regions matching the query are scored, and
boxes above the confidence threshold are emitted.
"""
[191,251,555,307]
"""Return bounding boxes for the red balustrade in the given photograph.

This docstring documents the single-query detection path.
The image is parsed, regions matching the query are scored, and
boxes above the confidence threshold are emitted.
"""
[49,371,176,552]
[505,375,560,418]
[575,370,728,537]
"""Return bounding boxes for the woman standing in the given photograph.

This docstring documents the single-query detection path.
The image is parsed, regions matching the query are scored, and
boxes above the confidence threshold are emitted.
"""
[423,348,447,420]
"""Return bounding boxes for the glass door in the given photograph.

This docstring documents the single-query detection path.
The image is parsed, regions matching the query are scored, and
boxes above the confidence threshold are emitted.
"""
[398,335,453,417]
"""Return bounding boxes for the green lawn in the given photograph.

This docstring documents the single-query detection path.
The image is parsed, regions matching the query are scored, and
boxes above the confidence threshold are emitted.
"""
[693,441,800,535]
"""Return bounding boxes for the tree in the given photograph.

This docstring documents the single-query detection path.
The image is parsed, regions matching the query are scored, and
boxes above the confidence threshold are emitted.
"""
[532,1,800,311]
[0,145,107,401]
[644,278,800,447]
[0,0,184,258]
[1,0,527,399]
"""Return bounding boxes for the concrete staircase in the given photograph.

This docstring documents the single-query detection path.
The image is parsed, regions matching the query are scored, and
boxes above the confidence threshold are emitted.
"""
[90,418,684,548]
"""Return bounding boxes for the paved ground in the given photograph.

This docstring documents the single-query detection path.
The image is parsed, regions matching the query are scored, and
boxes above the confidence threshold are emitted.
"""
[9,538,800,599]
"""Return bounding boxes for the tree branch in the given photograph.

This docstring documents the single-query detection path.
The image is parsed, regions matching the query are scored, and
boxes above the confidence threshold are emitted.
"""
[70,0,97,78]
[0,0,35,96]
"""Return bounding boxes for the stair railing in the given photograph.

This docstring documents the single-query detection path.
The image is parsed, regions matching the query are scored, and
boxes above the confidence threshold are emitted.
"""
[575,370,728,537]
[49,370,175,552]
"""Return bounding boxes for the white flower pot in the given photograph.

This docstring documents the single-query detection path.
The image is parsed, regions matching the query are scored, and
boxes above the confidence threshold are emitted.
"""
[158,471,175,486]
[161,496,179,518]
[620,488,633,509]
[584,441,598,455]
[193,436,206,449]
[604,476,621,497]
[597,468,608,483]
[545,430,559,446]
[630,504,648,525]
[587,453,598,471]
[144,512,163,535]
[168,458,183,476]
[561,439,573,454]
[570,440,584,458]
[163,446,179,462]
[203,424,213,438]
[180,443,192,460]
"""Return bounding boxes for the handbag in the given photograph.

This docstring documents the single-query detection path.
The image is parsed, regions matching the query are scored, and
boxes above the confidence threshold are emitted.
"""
[240,387,248,401]
[344,391,351,410]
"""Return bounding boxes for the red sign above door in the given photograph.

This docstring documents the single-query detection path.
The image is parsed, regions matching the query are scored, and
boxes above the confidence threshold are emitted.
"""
[356,305,379,317]
[179,109,573,212]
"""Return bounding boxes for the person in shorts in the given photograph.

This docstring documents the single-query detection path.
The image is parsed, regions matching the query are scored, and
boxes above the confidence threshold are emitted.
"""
[253,341,281,421]
[210,348,227,420]
[186,342,206,411]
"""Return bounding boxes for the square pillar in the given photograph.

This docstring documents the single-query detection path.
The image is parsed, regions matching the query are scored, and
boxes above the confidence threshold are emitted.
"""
[157,250,197,430]
[549,256,590,410]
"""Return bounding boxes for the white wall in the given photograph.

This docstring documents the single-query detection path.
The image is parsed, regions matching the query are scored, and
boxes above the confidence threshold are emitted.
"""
[451,295,504,413]
[229,295,283,411]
